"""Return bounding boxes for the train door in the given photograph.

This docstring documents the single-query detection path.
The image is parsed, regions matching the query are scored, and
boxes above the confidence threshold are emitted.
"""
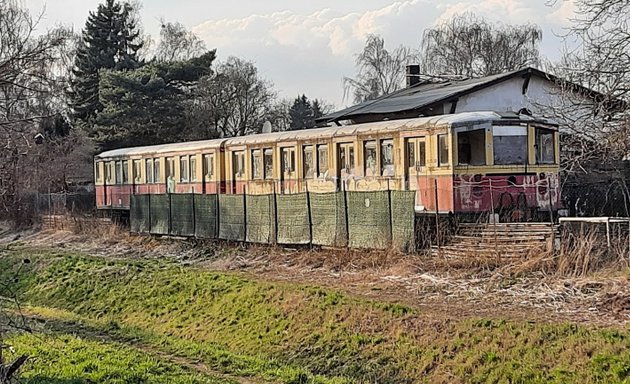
[232,151,245,194]
[405,137,426,190]
[281,147,296,194]
[337,142,355,190]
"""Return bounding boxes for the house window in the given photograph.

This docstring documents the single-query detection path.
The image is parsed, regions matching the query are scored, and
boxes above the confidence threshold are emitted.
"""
[438,134,449,166]
[380,139,394,177]
[536,128,555,164]
[317,144,328,177]
[493,126,528,165]
[364,141,377,176]
[203,154,214,180]
[153,158,160,183]
[264,149,273,179]
[303,145,315,178]
[252,149,263,179]
[457,129,486,166]
[145,159,154,183]
[122,160,129,184]
[180,156,189,182]
[133,160,142,183]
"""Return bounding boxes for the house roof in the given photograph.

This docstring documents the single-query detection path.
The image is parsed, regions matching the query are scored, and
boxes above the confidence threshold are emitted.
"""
[316,67,615,125]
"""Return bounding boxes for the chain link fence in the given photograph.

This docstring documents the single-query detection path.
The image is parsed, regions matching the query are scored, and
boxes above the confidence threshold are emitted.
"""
[35,191,95,216]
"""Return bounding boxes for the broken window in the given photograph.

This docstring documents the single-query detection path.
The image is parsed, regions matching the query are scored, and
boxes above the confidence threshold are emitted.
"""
[203,154,214,180]
[536,128,555,164]
[145,159,153,183]
[364,141,377,176]
[381,139,394,176]
[251,149,263,179]
[264,149,273,179]
[457,129,486,166]
[317,144,328,177]
[303,145,314,178]
[493,126,528,165]
[438,134,449,166]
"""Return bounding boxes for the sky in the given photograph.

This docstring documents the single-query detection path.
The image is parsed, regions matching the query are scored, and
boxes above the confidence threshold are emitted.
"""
[25,0,578,109]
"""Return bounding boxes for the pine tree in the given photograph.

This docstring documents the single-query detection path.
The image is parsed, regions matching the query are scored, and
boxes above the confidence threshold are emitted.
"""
[288,95,327,130]
[69,0,143,128]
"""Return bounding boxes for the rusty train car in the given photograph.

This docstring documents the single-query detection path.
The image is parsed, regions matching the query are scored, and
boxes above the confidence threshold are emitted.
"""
[95,111,560,219]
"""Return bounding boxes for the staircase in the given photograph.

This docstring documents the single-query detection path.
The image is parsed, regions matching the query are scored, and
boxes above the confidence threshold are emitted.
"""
[431,222,558,258]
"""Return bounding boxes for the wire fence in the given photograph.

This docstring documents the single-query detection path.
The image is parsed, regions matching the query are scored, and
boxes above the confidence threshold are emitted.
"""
[35,191,95,216]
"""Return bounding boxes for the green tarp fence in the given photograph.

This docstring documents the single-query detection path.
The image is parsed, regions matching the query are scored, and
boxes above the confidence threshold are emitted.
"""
[149,194,170,235]
[391,191,416,252]
[246,194,275,244]
[276,193,310,244]
[310,192,347,247]
[347,191,391,249]
[130,194,150,234]
[195,194,218,239]
[218,194,245,241]
[170,194,194,236]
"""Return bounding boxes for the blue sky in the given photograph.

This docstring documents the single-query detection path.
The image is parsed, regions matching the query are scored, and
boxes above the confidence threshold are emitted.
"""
[26,0,577,108]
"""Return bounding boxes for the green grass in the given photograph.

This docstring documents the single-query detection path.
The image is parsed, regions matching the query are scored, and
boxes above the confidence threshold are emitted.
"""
[6,332,233,384]
[2,246,630,383]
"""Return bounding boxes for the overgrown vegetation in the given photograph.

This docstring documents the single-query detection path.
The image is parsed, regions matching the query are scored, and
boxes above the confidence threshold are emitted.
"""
[2,246,630,383]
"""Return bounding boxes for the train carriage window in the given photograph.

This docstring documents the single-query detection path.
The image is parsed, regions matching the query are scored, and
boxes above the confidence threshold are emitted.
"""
[133,160,142,183]
[203,154,214,180]
[364,141,377,176]
[153,158,161,183]
[418,140,426,167]
[263,149,273,179]
[536,128,555,164]
[380,139,394,177]
[251,149,263,179]
[493,126,528,165]
[115,161,123,184]
[166,157,175,180]
[145,159,153,183]
[406,140,415,169]
[339,143,355,175]
[95,162,101,181]
[457,129,486,166]
[303,146,315,178]
[122,160,129,184]
[233,151,245,178]
[179,156,189,182]
[190,155,197,182]
[438,134,449,166]
[105,162,113,184]
[282,147,296,173]
[317,144,328,177]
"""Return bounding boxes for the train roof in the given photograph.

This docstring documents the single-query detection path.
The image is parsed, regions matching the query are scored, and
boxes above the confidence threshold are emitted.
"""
[96,111,557,159]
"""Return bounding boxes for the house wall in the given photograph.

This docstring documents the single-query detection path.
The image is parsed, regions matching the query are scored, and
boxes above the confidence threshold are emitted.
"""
[450,76,559,115]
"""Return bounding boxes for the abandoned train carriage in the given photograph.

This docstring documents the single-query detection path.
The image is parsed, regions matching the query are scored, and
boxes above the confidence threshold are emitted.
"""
[95,111,560,218]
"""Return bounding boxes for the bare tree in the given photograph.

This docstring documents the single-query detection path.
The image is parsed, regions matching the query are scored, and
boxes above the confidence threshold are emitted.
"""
[343,35,417,103]
[155,20,206,63]
[194,57,277,137]
[420,13,542,78]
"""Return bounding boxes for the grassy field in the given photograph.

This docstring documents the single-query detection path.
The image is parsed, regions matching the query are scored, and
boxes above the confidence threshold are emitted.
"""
[1,245,630,383]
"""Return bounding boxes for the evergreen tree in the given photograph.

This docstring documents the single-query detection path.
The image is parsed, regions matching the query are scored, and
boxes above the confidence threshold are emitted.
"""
[69,0,143,128]
[94,51,215,150]
[288,94,327,130]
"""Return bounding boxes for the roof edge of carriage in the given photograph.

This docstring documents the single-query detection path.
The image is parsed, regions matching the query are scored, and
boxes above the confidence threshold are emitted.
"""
[95,110,558,160]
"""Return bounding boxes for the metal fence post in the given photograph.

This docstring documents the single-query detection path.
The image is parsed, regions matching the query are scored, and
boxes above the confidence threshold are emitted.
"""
[306,180,313,246]
[192,190,196,238]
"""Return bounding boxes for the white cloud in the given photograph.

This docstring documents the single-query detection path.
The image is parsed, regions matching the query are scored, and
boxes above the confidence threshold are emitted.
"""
[191,0,574,108]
